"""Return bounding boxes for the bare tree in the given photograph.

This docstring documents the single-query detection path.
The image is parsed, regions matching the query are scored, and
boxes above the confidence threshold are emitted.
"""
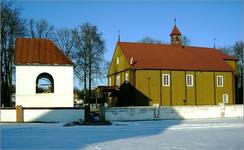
[181,35,191,46]
[72,27,87,103]
[1,1,26,106]
[52,28,74,59]
[27,18,54,39]
[233,41,243,104]
[72,23,105,105]
[218,46,232,55]
[138,35,190,45]
[219,41,243,104]
[138,36,164,44]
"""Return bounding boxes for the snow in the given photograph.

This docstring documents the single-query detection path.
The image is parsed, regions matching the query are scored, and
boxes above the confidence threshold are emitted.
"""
[1,118,244,150]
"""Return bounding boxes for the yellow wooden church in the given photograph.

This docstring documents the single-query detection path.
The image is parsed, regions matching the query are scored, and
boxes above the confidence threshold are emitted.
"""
[107,25,238,106]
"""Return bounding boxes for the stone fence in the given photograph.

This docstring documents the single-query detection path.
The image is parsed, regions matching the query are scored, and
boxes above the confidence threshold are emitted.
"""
[1,105,243,122]
[0,107,85,123]
[105,105,243,121]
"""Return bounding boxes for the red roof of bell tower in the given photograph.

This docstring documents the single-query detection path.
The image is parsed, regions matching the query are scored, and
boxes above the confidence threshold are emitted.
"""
[170,25,181,36]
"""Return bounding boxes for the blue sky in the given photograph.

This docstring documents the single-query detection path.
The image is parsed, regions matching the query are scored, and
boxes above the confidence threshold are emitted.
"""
[17,0,243,87]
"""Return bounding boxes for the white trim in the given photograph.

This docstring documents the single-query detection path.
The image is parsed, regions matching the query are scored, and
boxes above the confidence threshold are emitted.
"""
[217,76,224,87]
[116,75,120,86]
[108,77,112,86]
[223,94,228,103]
[162,74,170,86]
[116,56,120,65]
[186,74,193,86]
[125,72,129,81]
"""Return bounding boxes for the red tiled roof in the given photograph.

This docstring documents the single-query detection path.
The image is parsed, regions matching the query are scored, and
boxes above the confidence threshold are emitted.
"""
[118,42,237,72]
[170,25,181,36]
[15,38,73,65]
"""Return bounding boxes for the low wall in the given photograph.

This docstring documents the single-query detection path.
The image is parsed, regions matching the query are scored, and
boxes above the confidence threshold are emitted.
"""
[105,105,243,121]
[0,107,84,123]
[105,107,155,121]
[0,108,16,122]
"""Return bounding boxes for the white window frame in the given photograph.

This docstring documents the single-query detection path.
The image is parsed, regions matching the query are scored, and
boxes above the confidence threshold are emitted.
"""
[125,72,129,81]
[116,75,120,86]
[217,76,224,87]
[223,94,228,103]
[108,77,112,86]
[186,74,193,86]
[116,56,120,65]
[162,74,170,86]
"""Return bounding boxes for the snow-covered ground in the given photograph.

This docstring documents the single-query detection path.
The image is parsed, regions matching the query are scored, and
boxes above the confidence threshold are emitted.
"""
[1,118,243,150]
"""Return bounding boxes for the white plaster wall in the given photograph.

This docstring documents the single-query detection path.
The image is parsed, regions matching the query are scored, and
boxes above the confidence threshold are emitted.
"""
[225,105,244,118]
[0,108,84,122]
[105,107,155,121]
[16,65,73,107]
[161,106,222,119]
[171,105,244,119]
[23,109,84,122]
[0,109,16,122]
[105,105,244,121]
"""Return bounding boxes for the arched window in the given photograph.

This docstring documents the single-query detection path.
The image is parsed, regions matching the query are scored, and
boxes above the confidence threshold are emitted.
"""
[36,73,54,93]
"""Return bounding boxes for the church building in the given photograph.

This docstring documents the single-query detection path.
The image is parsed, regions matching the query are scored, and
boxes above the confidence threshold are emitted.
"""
[108,24,238,106]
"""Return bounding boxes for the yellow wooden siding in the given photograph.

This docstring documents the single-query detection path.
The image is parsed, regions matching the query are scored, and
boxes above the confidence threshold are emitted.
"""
[116,73,121,86]
[108,75,115,86]
[215,72,233,104]
[171,71,185,105]
[186,71,196,105]
[108,45,130,76]
[135,70,161,105]
[161,70,170,105]
[108,69,234,106]
[225,60,237,72]
[196,72,215,105]
[121,72,125,85]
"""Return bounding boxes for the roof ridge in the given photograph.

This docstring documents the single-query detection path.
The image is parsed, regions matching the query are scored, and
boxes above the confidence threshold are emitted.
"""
[118,41,170,46]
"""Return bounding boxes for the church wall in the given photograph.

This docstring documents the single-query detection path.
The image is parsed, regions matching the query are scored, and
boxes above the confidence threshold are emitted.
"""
[132,70,234,106]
